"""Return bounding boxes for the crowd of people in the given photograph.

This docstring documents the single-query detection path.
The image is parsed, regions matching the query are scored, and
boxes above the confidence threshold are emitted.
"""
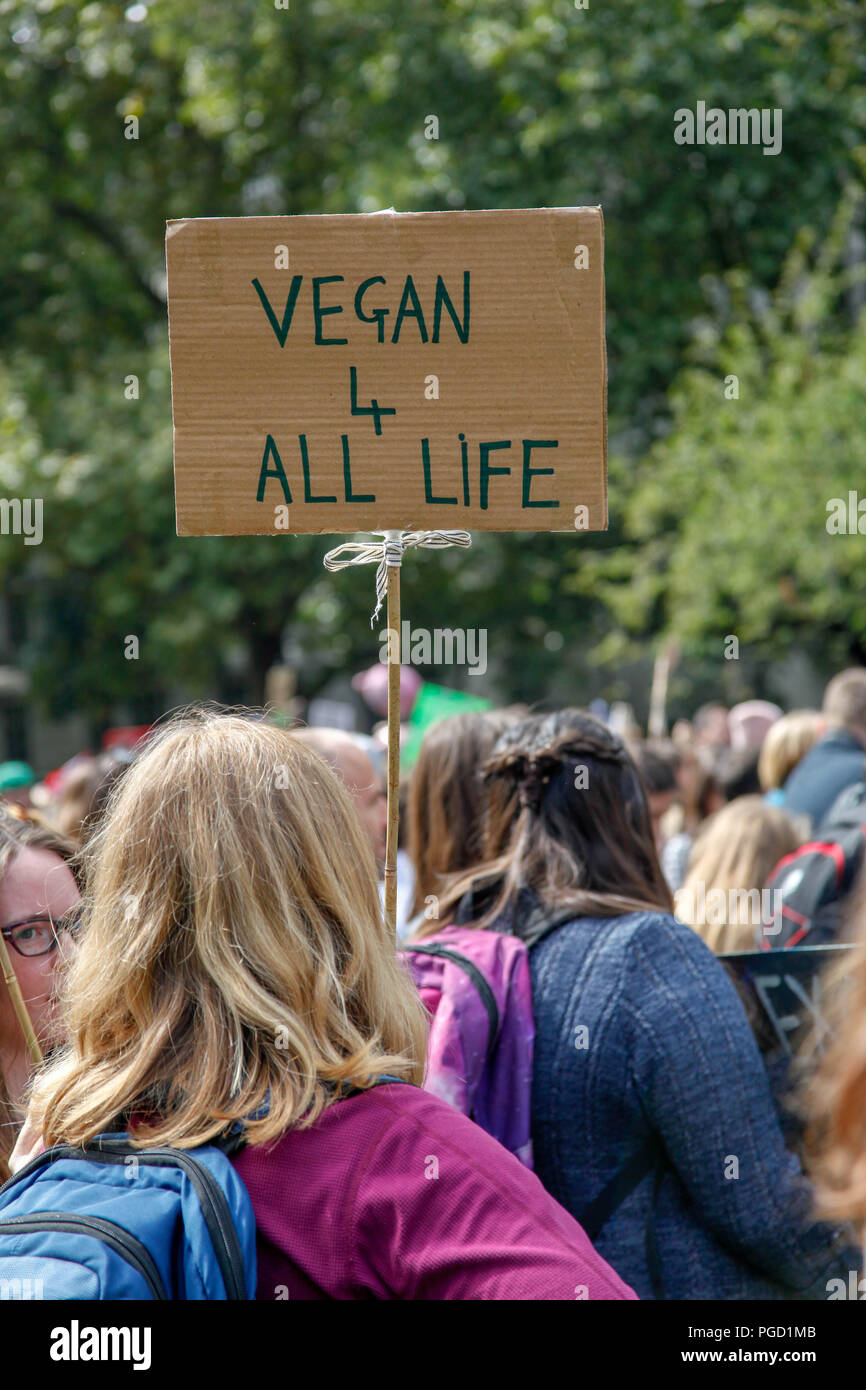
[3,668,866,1299]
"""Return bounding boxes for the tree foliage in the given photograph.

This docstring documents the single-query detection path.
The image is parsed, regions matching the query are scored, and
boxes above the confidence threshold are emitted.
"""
[579,188,866,700]
[0,0,864,727]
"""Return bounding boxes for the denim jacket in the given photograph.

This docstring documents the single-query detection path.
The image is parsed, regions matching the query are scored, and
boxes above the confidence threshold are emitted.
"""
[527,909,857,1300]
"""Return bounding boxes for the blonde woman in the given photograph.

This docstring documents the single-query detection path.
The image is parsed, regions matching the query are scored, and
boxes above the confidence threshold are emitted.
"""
[758,710,822,802]
[13,708,634,1302]
[676,796,801,953]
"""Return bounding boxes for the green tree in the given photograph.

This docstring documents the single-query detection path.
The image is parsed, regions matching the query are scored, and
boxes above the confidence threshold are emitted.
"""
[1,0,864,729]
[578,188,866,712]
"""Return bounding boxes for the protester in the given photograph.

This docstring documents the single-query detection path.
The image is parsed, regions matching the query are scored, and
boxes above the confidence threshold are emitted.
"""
[626,739,679,852]
[49,750,133,847]
[406,709,520,934]
[727,700,782,752]
[716,744,763,801]
[291,726,388,871]
[783,669,866,828]
[676,797,802,954]
[14,708,636,1301]
[659,747,724,893]
[0,808,79,1181]
[419,709,855,1299]
[692,702,730,753]
[758,710,822,806]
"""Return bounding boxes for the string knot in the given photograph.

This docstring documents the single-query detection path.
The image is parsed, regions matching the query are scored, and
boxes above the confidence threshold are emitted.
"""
[323,530,472,625]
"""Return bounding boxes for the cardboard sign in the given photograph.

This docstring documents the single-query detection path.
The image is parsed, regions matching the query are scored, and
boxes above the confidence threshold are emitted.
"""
[166,208,607,536]
[721,944,858,1058]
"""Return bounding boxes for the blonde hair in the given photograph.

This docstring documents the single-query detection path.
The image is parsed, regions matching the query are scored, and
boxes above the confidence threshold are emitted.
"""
[804,874,866,1233]
[678,796,801,954]
[28,708,428,1152]
[757,710,821,792]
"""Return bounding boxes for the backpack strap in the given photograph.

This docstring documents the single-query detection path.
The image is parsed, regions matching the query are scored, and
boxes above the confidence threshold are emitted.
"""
[404,943,500,1060]
[578,1130,667,1300]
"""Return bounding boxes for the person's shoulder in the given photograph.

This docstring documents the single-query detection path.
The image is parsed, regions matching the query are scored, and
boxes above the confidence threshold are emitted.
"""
[339,1082,536,1173]
[236,1082,486,1185]
[320,1080,505,1146]
[550,907,686,945]
[344,1079,485,1138]
[534,909,707,977]
[611,909,722,969]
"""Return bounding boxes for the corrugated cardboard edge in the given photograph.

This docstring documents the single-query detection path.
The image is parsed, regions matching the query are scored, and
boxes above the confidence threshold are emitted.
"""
[599,205,608,532]
[166,221,189,536]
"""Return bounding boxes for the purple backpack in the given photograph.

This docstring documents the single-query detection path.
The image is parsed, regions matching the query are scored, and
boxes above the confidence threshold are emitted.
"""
[401,925,538,1168]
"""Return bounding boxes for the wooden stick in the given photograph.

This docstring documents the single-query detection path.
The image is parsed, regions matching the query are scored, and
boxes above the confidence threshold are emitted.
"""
[384,541,402,936]
[0,926,43,1066]
[648,638,680,738]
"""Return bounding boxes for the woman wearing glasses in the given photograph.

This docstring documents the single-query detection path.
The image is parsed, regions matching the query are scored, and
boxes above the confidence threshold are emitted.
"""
[0,808,80,1180]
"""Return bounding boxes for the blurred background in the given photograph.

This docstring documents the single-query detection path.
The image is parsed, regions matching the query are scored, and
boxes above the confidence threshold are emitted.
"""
[0,0,864,771]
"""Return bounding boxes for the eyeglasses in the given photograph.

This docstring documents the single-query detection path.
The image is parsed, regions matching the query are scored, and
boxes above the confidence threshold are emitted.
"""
[0,906,83,958]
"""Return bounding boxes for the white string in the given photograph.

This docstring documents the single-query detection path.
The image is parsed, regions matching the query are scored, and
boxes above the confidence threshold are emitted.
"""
[323,530,472,626]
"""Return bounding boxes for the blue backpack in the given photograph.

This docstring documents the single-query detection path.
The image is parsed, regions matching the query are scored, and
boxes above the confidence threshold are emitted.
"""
[0,1133,256,1300]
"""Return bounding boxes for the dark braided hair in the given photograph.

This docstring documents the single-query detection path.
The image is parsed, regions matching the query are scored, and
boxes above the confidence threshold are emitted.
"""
[414,709,673,938]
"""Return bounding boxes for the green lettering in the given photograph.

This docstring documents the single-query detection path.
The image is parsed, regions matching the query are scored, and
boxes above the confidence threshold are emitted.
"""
[421,438,457,505]
[354,276,389,343]
[252,276,303,347]
[299,434,337,503]
[459,433,470,506]
[256,435,293,503]
[479,441,512,510]
[343,435,375,502]
[313,275,348,345]
[432,272,470,343]
[391,275,428,343]
[521,440,559,508]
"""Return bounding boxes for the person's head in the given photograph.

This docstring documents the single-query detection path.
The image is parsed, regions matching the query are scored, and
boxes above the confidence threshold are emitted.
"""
[727,700,782,752]
[417,708,673,937]
[27,708,427,1154]
[627,740,680,850]
[715,745,762,801]
[290,727,387,871]
[757,710,822,793]
[676,796,801,954]
[0,808,79,1179]
[407,709,522,919]
[52,751,132,847]
[693,703,730,750]
[674,745,724,832]
[823,669,866,747]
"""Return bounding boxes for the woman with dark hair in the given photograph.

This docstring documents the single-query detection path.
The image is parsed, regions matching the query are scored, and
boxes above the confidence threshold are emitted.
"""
[418,709,855,1299]
[406,708,523,928]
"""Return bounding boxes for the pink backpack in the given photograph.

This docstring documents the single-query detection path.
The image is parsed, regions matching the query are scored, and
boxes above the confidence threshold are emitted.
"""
[401,925,538,1168]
